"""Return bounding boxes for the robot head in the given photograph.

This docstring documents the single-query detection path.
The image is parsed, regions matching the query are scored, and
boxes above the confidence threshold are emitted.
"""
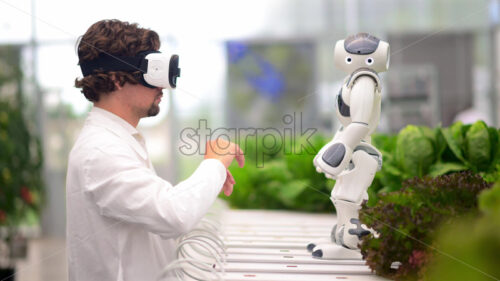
[334,33,390,74]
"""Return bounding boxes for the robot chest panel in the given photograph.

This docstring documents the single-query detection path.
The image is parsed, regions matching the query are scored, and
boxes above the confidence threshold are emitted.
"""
[336,86,351,118]
[336,90,352,127]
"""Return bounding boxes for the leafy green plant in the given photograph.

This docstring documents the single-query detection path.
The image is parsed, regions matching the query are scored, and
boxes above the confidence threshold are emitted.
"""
[368,121,500,206]
[441,121,499,174]
[395,125,436,178]
[359,171,492,280]
[224,133,335,212]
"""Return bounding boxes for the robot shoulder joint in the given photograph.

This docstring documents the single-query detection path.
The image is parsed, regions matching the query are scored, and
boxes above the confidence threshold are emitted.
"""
[346,68,381,92]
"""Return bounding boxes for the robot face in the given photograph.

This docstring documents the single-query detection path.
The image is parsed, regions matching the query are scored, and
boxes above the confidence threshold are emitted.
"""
[334,33,390,74]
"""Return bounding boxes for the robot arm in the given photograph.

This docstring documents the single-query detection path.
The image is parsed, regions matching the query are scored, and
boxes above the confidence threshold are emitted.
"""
[314,76,376,178]
[338,76,375,145]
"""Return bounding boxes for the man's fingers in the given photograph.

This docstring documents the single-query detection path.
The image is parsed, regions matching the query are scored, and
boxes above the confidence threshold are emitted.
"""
[233,144,245,168]
[222,180,234,196]
[222,169,235,196]
[224,183,234,196]
[227,169,235,184]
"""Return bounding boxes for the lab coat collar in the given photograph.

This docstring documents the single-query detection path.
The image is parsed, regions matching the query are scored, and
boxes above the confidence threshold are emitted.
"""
[86,107,148,160]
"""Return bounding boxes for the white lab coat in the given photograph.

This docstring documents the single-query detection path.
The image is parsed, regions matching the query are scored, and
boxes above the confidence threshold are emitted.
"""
[66,107,226,281]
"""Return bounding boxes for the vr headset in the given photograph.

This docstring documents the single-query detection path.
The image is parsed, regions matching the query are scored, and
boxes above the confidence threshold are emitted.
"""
[79,50,181,89]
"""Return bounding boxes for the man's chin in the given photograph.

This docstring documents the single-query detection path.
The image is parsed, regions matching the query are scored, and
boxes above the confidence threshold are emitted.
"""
[147,105,160,117]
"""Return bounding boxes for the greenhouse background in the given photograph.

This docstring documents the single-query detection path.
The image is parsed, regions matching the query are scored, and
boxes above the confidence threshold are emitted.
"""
[1,0,500,280]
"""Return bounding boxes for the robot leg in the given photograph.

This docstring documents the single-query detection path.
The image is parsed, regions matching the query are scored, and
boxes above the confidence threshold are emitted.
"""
[311,149,378,259]
[331,148,378,204]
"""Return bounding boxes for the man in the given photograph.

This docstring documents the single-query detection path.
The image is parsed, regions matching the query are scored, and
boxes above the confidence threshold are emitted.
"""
[66,19,244,281]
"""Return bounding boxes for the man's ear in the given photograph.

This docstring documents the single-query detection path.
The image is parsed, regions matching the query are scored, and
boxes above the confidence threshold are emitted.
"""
[111,74,123,90]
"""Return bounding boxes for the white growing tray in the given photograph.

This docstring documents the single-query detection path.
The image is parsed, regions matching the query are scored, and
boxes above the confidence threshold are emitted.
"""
[209,209,387,280]
[219,272,387,281]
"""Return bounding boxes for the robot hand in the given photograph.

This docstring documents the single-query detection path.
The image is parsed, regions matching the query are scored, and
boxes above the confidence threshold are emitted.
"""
[313,140,353,179]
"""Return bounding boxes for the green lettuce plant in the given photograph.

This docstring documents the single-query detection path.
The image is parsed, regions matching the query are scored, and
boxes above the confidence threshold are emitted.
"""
[368,121,500,206]
[441,121,499,173]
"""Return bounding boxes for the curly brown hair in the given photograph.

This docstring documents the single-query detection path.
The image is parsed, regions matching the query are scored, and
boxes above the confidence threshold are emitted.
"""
[74,19,160,102]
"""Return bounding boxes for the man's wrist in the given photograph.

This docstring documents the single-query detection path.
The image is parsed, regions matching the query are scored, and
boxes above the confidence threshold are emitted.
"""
[201,158,227,183]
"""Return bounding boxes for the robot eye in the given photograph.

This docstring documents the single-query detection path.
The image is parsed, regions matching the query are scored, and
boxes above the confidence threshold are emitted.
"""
[345,57,353,64]
[365,57,374,65]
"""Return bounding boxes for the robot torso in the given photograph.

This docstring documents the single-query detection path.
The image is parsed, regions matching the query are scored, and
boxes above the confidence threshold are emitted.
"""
[335,69,382,140]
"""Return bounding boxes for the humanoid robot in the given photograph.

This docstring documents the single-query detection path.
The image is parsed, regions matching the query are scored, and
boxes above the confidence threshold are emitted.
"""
[308,33,390,259]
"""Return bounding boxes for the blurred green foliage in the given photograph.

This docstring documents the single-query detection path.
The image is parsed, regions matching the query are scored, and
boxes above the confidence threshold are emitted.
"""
[224,133,335,212]
[424,183,500,281]
[0,100,44,228]
[478,181,500,216]
[0,45,44,233]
